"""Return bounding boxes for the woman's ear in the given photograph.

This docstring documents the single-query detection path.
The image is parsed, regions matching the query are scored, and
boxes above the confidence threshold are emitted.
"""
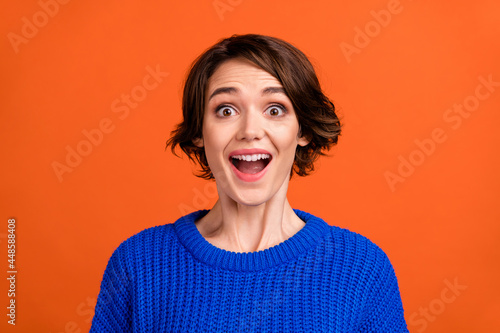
[297,135,311,147]
[297,126,311,147]
[192,137,204,147]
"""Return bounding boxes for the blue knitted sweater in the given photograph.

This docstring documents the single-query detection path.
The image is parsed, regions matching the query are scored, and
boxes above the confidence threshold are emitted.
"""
[90,209,408,332]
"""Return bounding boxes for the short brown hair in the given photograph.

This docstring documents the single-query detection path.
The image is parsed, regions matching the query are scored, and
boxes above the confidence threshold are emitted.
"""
[166,34,341,179]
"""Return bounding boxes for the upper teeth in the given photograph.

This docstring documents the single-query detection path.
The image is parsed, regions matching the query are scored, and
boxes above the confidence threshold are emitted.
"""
[231,154,270,161]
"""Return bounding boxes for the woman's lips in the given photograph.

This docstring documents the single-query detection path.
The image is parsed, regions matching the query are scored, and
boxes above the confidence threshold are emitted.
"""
[229,149,272,182]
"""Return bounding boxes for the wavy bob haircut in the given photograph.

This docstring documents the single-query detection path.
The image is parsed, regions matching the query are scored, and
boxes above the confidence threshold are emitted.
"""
[166,34,341,179]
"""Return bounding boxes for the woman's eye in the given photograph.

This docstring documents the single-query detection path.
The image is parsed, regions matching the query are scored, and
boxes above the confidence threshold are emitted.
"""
[216,105,236,117]
[265,104,286,117]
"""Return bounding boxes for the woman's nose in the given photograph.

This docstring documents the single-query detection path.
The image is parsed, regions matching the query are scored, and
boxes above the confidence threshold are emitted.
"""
[236,109,265,141]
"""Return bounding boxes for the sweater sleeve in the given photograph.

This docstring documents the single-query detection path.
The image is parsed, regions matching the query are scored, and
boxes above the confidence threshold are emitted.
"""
[90,240,135,332]
[359,246,409,332]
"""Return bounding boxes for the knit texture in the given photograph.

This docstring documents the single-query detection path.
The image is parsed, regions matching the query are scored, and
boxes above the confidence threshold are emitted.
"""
[90,209,408,332]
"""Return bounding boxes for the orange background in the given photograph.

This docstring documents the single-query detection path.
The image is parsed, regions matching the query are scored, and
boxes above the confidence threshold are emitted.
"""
[1,0,499,332]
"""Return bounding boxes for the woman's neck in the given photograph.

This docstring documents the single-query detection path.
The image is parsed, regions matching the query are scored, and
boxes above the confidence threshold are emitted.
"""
[194,197,305,253]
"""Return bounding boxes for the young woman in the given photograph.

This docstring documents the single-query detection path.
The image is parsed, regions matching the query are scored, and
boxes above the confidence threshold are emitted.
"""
[90,34,408,332]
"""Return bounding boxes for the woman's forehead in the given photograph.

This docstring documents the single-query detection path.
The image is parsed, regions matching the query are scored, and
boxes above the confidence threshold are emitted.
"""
[207,58,282,95]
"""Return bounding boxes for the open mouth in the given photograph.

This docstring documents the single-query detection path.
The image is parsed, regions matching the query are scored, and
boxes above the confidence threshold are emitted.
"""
[230,154,272,175]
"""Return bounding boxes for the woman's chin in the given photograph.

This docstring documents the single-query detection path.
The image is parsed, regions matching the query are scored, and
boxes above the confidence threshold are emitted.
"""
[227,189,271,207]
[224,178,289,208]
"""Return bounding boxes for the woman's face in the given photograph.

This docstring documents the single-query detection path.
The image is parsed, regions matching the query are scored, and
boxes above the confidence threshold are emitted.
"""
[194,58,309,206]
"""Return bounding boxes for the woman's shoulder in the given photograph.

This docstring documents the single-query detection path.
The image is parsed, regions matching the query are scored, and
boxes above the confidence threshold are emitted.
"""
[109,220,178,259]
[108,210,207,257]
[330,223,385,252]
[330,225,399,282]
[300,209,395,269]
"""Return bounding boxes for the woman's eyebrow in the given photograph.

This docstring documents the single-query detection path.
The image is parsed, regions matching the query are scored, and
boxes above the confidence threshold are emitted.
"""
[208,87,238,101]
[208,86,286,102]
[261,87,286,96]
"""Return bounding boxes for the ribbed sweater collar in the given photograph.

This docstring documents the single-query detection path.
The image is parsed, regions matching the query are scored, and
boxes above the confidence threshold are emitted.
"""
[174,209,330,272]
